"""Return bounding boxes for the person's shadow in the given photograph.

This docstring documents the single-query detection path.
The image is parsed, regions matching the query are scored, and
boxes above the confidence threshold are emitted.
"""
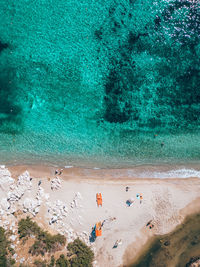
[89,227,96,242]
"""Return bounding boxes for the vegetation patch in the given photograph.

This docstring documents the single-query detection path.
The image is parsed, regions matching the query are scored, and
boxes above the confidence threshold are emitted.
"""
[67,238,94,267]
[18,217,66,255]
[18,218,94,266]
[32,239,94,267]
[0,227,15,266]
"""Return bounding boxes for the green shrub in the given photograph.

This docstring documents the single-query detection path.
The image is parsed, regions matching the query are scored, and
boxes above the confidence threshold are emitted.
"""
[18,217,66,256]
[34,259,47,267]
[0,227,8,266]
[56,254,70,267]
[0,227,15,266]
[49,255,55,267]
[29,232,66,256]
[67,239,94,267]
[18,218,94,266]
[18,217,40,238]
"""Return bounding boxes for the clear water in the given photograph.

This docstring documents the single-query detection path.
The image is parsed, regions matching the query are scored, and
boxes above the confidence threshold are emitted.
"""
[0,0,199,168]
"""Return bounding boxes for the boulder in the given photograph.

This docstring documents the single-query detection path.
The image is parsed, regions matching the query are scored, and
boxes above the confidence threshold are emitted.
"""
[0,166,14,191]
[10,235,17,241]
[23,198,40,216]
[1,198,10,211]
[51,177,61,190]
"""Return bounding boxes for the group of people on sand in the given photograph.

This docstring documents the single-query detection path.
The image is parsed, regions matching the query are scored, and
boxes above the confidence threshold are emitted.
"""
[55,168,64,175]
[125,187,143,204]
[146,220,154,229]
[36,168,64,187]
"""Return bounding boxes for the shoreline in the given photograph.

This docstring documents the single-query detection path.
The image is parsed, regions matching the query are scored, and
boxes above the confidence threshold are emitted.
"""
[0,164,200,266]
[127,211,200,267]
[123,197,200,267]
[7,163,200,181]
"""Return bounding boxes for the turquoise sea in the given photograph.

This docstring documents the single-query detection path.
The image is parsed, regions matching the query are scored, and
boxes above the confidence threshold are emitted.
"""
[0,0,200,169]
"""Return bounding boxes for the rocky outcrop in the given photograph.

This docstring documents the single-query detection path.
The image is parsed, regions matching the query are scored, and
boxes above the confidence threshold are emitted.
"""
[51,177,61,190]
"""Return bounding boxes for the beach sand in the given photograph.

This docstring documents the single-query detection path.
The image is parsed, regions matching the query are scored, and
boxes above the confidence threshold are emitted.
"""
[0,165,200,267]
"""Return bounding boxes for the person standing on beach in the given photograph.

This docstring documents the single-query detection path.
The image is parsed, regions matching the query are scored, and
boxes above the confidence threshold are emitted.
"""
[140,194,143,204]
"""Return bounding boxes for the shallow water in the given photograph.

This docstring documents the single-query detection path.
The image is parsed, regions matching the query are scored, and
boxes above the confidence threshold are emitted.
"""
[0,0,199,167]
[130,213,200,267]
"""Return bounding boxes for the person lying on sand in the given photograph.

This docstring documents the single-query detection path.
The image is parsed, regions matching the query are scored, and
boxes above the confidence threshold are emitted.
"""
[146,220,154,229]
[149,223,154,229]
[146,220,152,227]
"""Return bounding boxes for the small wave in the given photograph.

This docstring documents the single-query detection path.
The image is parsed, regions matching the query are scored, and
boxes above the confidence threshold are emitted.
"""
[131,168,200,178]
[64,165,73,168]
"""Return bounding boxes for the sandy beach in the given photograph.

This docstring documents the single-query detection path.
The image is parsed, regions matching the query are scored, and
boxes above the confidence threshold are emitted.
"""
[0,164,200,267]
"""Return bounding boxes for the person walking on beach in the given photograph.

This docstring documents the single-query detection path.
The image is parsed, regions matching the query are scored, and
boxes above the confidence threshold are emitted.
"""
[126,186,130,192]
[140,194,143,204]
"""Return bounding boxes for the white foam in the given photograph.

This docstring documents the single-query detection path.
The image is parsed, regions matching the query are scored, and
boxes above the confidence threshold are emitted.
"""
[64,165,73,168]
[130,168,200,179]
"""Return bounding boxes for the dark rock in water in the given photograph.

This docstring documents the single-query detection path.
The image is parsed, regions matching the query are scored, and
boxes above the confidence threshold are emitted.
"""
[154,16,161,29]
[0,41,8,53]
[0,68,22,134]
[109,6,115,16]
[94,29,103,40]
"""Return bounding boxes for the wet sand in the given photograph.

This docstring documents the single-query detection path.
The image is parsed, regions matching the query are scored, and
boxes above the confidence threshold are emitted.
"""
[8,164,200,182]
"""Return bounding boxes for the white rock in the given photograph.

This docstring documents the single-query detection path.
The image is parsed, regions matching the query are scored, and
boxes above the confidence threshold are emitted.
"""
[76,192,82,199]
[8,205,16,214]
[56,200,62,206]
[9,185,15,190]
[70,193,83,209]
[44,193,49,200]
[0,210,4,216]
[20,258,25,263]
[34,207,40,214]
[0,166,14,191]
[0,165,5,169]
[23,198,40,216]
[10,235,17,241]
[1,198,10,210]
[18,171,31,186]
[51,177,61,190]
